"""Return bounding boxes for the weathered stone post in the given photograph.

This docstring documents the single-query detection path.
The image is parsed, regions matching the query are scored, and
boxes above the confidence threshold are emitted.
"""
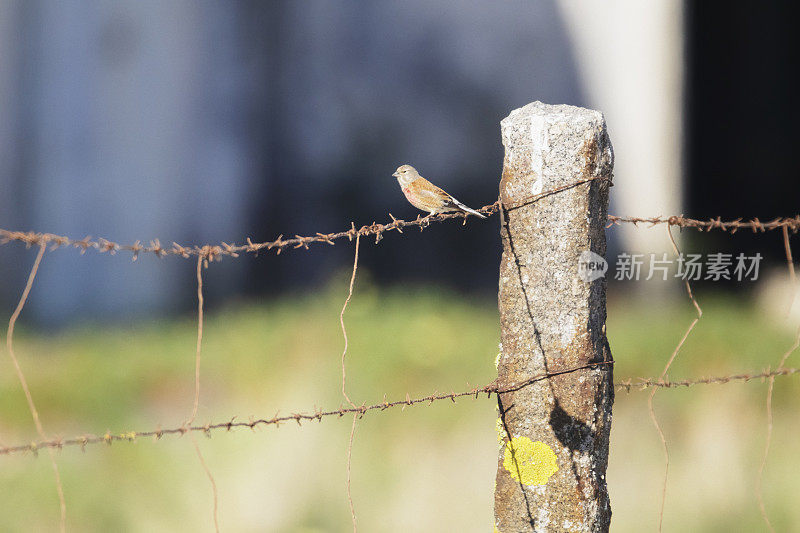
[494,102,614,532]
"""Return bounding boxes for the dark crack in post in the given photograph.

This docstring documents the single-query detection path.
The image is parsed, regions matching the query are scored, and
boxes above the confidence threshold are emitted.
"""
[494,101,615,532]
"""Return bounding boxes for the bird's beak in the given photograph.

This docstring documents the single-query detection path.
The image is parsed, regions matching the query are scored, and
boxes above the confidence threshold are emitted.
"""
[392,172,399,178]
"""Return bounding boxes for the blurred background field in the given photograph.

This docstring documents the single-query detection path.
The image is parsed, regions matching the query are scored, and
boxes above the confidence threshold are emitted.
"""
[1,1,797,531]
[2,277,798,532]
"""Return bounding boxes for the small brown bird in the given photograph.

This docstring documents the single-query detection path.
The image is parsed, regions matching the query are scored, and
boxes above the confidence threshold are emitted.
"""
[392,165,485,219]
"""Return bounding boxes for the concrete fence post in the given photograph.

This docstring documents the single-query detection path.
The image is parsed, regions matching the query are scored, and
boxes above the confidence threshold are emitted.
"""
[494,102,615,532]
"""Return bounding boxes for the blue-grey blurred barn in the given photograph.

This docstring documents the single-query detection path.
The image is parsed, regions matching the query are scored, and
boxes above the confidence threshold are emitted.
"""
[1,1,793,326]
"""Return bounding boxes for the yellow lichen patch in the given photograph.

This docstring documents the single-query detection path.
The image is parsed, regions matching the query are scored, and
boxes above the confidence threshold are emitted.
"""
[502,436,558,486]
[494,526,502,533]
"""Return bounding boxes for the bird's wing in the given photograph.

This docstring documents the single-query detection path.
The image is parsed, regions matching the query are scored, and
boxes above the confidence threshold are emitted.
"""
[407,177,485,217]
[408,178,452,203]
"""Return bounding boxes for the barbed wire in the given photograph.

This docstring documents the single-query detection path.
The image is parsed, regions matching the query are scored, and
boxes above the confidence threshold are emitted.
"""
[648,223,703,531]
[615,366,799,392]
[607,215,800,233]
[3,214,796,262]
[1,196,796,263]
[1,363,797,458]
[0,206,499,261]
[2,173,798,531]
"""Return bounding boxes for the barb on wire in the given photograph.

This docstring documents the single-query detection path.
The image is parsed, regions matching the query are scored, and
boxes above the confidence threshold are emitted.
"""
[3,362,800,458]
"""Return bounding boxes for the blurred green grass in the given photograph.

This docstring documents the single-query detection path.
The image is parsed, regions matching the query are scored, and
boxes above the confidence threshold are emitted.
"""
[1,279,798,532]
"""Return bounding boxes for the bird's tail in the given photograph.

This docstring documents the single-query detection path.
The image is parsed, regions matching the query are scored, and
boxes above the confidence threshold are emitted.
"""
[449,197,486,218]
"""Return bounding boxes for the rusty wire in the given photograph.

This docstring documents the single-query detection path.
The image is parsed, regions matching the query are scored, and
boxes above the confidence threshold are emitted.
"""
[2,174,799,529]
[648,224,703,531]
[4,244,67,531]
[0,176,591,260]
[607,215,800,233]
[2,362,798,458]
[2,180,796,263]
[614,367,799,392]
[3,214,797,261]
[0,209,497,261]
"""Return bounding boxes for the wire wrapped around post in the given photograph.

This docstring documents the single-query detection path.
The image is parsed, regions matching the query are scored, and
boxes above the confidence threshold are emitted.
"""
[494,102,615,532]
